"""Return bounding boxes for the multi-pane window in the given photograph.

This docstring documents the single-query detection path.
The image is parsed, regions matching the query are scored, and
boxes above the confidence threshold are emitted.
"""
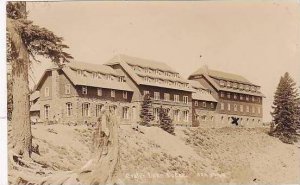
[123,91,128,99]
[44,105,50,119]
[82,103,90,117]
[65,84,71,94]
[82,86,87,95]
[203,102,206,108]
[195,101,198,106]
[144,90,150,96]
[164,93,170,101]
[220,92,225,98]
[119,76,125,82]
[66,103,72,116]
[246,105,250,112]
[227,103,231,111]
[174,95,180,102]
[210,102,214,109]
[97,88,102,96]
[220,103,225,110]
[154,92,160,100]
[183,110,189,122]
[111,90,116,98]
[122,107,129,119]
[183,96,189,104]
[45,87,50,97]
[227,92,231,99]
[234,94,237,99]
[240,105,243,112]
[234,104,238,111]
[153,107,160,121]
[246,95,249,101]
[173,110,180,121]
[96,104,103,117]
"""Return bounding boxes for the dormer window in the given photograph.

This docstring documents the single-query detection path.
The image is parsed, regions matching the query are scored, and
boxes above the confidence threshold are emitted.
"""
[155,78,159,84]
[144,68,149,73]
[82,86,87,95]
[233,83,237,88]
[227,81,231,87]
[239,84,244,90]
[92,72,97,78]
[77,70,83,76]
[119,76,125,82]
[245,85,249,91]
[220,80,225,86]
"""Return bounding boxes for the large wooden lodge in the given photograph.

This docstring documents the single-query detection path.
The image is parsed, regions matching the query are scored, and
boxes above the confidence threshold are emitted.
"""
[30,54,264,127]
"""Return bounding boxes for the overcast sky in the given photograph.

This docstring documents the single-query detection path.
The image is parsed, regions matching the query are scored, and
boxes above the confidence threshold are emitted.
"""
[27,1,300,122]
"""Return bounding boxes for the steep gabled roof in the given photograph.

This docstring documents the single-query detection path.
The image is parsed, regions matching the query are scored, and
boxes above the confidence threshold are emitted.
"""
[35,61,133,92]
[190,66,254,85]
[189,67,264,97]
[106,54,194,92]
[189,80,217,102]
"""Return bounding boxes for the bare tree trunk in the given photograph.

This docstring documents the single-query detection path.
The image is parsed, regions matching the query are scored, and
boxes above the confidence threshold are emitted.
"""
[7,18,32,158]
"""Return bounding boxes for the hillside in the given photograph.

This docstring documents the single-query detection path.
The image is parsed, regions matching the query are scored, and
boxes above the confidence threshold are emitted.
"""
[8,124,300,184]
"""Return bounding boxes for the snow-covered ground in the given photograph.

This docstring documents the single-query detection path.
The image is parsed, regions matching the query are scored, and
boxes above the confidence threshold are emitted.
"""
[8,124,300,184]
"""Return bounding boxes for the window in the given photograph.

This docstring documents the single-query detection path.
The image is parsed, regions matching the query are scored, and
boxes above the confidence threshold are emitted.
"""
[66,103,72,116]
[239,84,244,90]
[234,93,237,99]
[195,101,198,106]
[227,81,231,87]
[96,104,103,117]
[174,94,180,102]
[153,107,159,121]
[234,104,238,111]
[111,90,115,98]
[183,110,189,122]
[164,93,170,101]
[82,86,87,95]
[82,103,90,117]
[123,91,128,99]
[233,83,237,88]
[220,103,225,110]
[252,96,255,102]
[220,80,225,86]
[227,103,231,111]
[210,102,214,109]
[119,76,125,82]
[240,105,243,112]
[203,102,206,107]
[154,92,160,100]
[155,78,159,84]
[183,96,189,104]
[173,110,180,121]
[97,88,102,96]
[92,72,97,79]
[240,95,244,100]
[220,92,225,98]
[45,87,50,97]
[122,107,129,119]
[246,95,249,101]
[227,92,231,99]
[246,105,250,112]
[44,105,50,119]
[65,84,71,94]
[144,90,150,96]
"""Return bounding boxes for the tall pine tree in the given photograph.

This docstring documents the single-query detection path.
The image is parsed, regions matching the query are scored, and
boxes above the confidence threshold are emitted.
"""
[270,72,300,144]
[139,94,154,126]
[159,106,175,135]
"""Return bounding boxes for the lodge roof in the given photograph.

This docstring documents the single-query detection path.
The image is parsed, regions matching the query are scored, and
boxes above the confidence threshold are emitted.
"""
[189,66,265,97]
[189,80,217,102]
[35,61,133,92]
[190,66,254,85]
[106,54,194,92]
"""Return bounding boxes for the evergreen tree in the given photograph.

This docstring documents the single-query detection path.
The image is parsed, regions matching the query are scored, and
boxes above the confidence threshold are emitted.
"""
[139,94,154,126]
[270,72,300,144]
[159,106,175,135]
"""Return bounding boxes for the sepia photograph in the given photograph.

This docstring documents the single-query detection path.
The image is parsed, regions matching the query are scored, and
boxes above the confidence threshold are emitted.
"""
[1,0,300,184]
